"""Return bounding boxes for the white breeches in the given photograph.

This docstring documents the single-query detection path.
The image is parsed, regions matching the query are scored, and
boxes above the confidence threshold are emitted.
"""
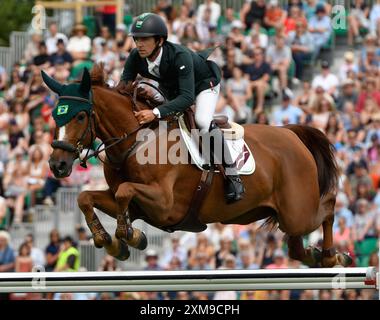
[194,83,221,132]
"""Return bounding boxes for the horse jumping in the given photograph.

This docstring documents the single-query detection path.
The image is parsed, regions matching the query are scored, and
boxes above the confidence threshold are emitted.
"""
[42,65,351,268]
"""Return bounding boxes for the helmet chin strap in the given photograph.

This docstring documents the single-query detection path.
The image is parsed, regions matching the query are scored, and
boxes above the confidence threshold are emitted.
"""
[147,39,162,60]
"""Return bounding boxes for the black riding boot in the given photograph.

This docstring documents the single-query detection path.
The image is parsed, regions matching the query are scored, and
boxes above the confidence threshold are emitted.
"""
[208,121,245,203]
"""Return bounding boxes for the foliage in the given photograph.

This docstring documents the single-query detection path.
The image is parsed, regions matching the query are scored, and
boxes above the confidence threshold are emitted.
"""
[0,0,35,46]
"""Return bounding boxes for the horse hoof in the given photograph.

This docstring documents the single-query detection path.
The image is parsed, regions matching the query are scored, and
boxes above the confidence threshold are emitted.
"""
[337,252,353,267]
[126,229,148,250]
[94,232,112,249]
[303,247,322,267]
[136,231,147,251]
[115,239,130,261]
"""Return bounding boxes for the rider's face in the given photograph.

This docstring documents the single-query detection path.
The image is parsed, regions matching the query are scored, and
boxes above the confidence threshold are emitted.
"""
[134,36,157,58]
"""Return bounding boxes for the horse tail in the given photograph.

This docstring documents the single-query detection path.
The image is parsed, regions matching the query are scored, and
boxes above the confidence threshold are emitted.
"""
[285,125,338,197]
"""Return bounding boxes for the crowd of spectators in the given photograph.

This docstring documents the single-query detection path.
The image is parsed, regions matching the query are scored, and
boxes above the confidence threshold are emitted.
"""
[1,0,380,300]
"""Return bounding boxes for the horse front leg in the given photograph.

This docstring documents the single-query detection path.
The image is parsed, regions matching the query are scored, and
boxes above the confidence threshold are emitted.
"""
[77,189,130,260]
[114,181,174,249]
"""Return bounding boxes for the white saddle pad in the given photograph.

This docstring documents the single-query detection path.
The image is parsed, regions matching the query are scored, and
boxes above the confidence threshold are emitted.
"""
[178,116,255,175]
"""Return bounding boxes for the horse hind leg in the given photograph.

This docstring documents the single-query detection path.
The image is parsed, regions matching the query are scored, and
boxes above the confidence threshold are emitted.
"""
[320,194,353,267]
[321,214,352,267]
[287,236,322,267]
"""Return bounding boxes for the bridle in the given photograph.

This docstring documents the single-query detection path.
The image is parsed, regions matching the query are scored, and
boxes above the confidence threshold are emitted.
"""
[51,94,143,169]
[51,83,167,169]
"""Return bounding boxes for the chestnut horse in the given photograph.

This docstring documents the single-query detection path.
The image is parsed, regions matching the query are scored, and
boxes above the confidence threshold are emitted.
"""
[43,65,351,267]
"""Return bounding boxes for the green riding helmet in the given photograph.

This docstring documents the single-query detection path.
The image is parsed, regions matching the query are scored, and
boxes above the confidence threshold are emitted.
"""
[129,13,168,40]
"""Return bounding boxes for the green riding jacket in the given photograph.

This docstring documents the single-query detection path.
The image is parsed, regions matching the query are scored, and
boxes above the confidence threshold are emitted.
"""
[121,41,222,118]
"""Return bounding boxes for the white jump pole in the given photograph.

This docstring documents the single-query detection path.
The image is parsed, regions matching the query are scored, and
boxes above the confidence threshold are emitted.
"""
[0,268,377,293]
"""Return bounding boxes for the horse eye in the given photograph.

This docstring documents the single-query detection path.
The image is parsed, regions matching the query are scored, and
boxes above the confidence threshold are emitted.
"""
[77,113,85,122]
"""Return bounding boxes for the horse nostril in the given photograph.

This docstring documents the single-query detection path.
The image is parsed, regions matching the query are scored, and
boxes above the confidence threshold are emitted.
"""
[57,161,67,172]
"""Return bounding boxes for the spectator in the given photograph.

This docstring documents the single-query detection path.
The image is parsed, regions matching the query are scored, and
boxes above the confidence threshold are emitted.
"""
[45,229,61,272]
[55,236,80,272]
[215,236,236,268]
[161,234,187,269]
[356,78,380,113]
[271,94,304,126]
[24,32,43,63]
[284,5,307,35]
[242,47,271,114]
[93,40,116,73]
[225,66,252,122]
[310,96,335,131]
[287,21,314,81]
[369,0,380,35]
[336,79,359,111]
[98,254,121,271]
[240,0,266,31]
[3,149,28,224]
[308,5,332,58]
[196,0,221,28]
[25,233,45,268]
[154,0,176,22]
[15,242,33,272]
[263,0,286,31]
[266,34,292,94]
[0,230,15,272]
[265,249,288,269]
[218,7,237,37]
[26,146,49,208]
[49,39,73,69]
[172,5,194,37]
[32,41,50,68]
[45,22,68,55]
[67,24,92,62]
[93,26,114,56]
[347,0,370,46]
[244,24,269,51]
[228,20,247,53]
[338,51,359,82]
[188,233,215,269]
[312,61,339,99]
[143,249,162,271]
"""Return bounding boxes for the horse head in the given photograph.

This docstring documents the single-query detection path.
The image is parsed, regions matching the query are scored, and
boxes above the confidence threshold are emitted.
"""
[42,68,95,178]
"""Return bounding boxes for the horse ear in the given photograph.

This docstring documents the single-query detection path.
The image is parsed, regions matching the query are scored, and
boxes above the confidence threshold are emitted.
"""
[80,68,91,94]
[41,70,64,94]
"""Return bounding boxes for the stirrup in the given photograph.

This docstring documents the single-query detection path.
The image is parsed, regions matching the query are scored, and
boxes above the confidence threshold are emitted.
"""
[224,175,245,203]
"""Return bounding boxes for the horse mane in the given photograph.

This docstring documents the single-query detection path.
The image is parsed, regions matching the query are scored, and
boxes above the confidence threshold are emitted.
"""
[90,63,107,87]
[90,63,108,87]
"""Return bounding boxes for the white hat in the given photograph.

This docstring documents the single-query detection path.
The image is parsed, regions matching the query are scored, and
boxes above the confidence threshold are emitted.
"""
[231,20,243,29]
[145,249,158,257]
[269,0,279,6]
[0,230,11,244]
[116,23,127,32]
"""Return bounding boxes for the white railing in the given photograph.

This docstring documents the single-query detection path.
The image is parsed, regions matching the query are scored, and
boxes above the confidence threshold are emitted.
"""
[0,267,377,293]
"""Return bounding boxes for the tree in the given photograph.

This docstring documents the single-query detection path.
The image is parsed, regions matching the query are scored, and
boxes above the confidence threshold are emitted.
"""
[0,0,35,46]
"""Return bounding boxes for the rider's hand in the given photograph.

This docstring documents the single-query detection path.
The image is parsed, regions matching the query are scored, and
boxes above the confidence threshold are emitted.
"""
[134,110,157,125]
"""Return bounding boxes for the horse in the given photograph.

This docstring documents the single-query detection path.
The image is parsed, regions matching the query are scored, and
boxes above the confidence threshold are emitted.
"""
[42,64,351,267]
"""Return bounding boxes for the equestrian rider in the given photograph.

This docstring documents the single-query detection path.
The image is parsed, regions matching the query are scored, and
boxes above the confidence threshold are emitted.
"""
[116,13,244,203]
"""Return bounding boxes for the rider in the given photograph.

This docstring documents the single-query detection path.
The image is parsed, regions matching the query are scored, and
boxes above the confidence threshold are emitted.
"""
[116,12,244,203]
